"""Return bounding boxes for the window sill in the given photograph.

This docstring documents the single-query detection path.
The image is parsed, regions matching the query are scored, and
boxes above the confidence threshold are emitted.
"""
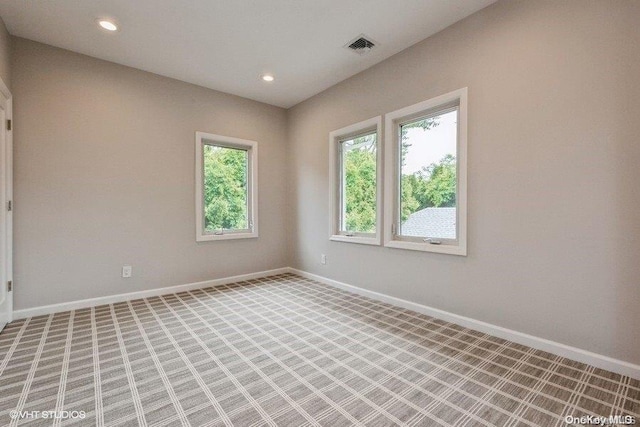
[384,239,466,256]
[197,231,258,242]
[330,235,380,246]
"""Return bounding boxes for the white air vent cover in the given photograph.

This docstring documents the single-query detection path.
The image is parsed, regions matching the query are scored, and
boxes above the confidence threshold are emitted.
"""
[345,34,376,55]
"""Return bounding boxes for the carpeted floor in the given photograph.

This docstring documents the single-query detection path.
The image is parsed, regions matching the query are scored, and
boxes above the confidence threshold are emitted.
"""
[0,273,638,426]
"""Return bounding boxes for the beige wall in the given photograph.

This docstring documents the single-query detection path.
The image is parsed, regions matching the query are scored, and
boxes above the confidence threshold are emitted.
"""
[287,0,640,364]
[0,17,10,88]
[12,37,290,310]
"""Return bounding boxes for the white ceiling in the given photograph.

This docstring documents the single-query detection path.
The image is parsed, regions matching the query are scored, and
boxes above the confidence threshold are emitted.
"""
[0,0,496,108]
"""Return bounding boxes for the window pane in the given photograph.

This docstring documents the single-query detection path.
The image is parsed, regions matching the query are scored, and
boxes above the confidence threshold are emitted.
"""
[340,133,377,234]
[203,144,248,231]
[399,109,457,239]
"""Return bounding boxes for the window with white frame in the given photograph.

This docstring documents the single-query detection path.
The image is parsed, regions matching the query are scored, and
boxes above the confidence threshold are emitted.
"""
[195,132,258,241]
[384,88,467,255]
[329,116,382,245]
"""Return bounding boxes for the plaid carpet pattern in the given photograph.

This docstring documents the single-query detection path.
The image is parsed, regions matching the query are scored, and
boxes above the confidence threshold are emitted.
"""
[0,273,638,426]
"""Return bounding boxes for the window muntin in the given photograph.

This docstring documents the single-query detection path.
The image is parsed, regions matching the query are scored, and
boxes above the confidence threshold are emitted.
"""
[398,107,458,243]
[338,131,378,236]
[329,116,382,246]
[195,132,258,241]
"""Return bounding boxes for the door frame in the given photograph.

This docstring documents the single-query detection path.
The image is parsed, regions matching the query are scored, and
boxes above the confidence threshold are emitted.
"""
[0,76,12,328]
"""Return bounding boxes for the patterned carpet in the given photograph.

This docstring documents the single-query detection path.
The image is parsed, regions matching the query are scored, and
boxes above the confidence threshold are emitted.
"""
[0,273,638,426]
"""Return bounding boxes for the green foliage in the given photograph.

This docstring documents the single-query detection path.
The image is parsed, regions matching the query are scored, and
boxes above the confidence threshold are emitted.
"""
[423,154,456,208]
[201,117,456,235]
[341,127,457,229]
[203,145,248,231]
[343,135,377,233]
[401,154,456,220]
[398,116,456,219]
[400,175,421,221]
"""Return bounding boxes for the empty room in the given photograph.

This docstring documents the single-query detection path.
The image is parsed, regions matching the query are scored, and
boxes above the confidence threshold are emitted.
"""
[0,0,638,426]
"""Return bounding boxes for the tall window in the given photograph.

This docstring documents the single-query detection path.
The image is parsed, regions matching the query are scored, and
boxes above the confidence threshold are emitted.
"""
[384,88,467,255]
[329,117,382,245]
[195,132,258,241]
[340,132,377,233]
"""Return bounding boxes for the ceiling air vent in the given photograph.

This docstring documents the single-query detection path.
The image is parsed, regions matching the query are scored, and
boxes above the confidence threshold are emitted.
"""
[345,35,376,55]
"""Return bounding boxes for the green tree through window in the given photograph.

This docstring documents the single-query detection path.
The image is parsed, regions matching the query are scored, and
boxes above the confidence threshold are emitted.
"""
[342,134,377,233]
[340,116,456,232]
[203,145,248,231]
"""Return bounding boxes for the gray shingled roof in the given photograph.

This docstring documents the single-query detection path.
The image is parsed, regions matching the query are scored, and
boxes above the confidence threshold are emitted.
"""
[400,207,456,239]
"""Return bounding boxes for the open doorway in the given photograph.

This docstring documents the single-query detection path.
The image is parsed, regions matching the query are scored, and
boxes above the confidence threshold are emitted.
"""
[0,77,12,331]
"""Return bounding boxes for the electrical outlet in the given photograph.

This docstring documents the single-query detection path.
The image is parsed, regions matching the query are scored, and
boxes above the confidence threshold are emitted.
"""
[122,265,132,278]
[320,254,327,265]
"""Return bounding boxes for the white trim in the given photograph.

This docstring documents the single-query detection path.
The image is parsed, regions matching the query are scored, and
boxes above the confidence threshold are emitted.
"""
[384,239,465,255]
[289,268,640,379]
[195,132,259,242]
[329,235,380,246]
[0,78,11,328]
[13,267,289,320]
[384,88,467,256]
[328,116,383,245]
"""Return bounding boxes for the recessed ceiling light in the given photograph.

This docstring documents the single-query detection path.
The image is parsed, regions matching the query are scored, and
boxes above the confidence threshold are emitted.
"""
[97,19,118,32]
[261,74,275,82]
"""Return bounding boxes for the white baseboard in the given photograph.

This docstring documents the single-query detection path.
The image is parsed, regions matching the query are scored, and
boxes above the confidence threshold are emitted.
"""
[11,266,639,379]
[12,267,290,320]
[288,268,640,380]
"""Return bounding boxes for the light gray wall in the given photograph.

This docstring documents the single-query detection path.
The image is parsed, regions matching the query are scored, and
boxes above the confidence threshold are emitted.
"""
[12,37,290,310]
[0,17,10,88]
[287,0,640,364]
[9,0,640,365]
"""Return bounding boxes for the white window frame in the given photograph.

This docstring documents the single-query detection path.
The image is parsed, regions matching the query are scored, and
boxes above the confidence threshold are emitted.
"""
[383,88,467,256]
[329,116,383,246]
[195,131,258,242]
